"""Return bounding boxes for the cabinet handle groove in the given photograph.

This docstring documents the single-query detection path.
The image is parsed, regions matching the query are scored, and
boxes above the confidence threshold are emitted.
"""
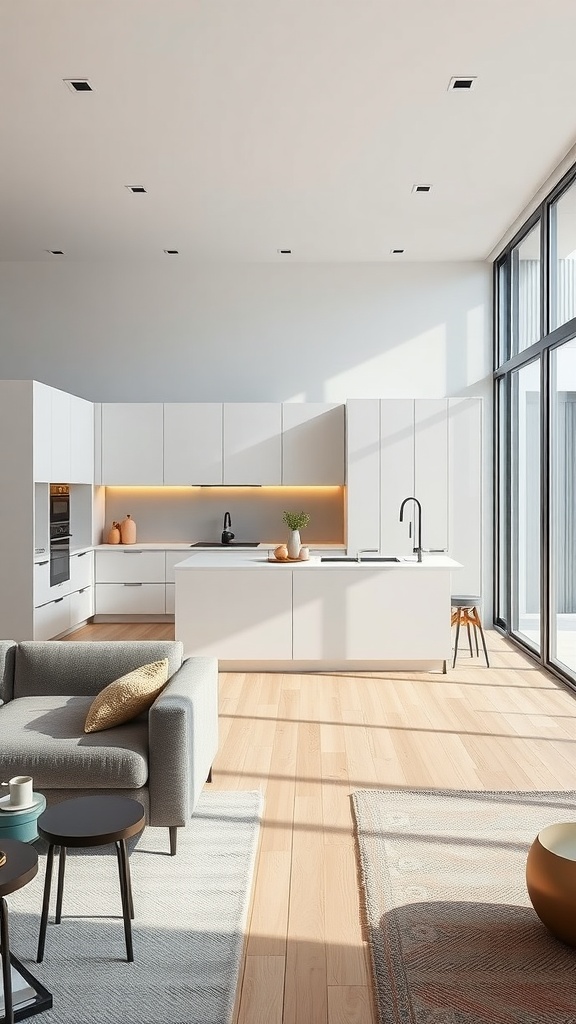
[37,560,49,566]
[54,597,64,604]
[123,550,143,554]
[123,582,143,586]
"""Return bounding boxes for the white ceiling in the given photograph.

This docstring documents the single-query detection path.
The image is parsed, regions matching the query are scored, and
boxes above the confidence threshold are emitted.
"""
[2,0,576,262]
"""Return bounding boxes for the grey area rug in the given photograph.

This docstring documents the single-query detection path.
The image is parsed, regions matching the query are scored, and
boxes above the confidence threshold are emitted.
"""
[7,790,263,1024]
[352,789,576,1024]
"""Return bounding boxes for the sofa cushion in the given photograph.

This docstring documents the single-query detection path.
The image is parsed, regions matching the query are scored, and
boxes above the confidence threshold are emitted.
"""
[0,641,16,704]
[13,640,183,698]
[0,695,149,789]
[84,658,169,733]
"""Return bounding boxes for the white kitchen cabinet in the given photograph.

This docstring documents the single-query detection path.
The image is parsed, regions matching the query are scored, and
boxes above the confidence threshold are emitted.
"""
[95,583,166,615]
[175,568,292,658]
[95,549,165,584]
[34,595,71,641]
[70,550,94,592]
[33,382,52,483]
[163,403,223,484]
[282,403,345,484]
[101,403,164,484]
[223,404,282,484]
[292,567,451,660]
[380,400,414,556]
[414,399,449,552]
[165,583,175,614]
[165,551,189,582]
[449,398,482,595]
[69,586,94,625]
[69,395,94,484]
[345,400,380,556]
[51,389,71,483]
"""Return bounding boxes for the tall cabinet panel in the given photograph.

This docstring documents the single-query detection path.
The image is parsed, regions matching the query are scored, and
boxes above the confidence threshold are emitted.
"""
[345,400,380,556]
[449,398,482,595]
[69,394,94,484]
[282,403,345,484]
[380,400,414,556]
[33,382,52,483]
[163,404,223,484]
[223,403,282,484]
[51,389,71,483]
[101,403,164,484]
[414,400,449,552]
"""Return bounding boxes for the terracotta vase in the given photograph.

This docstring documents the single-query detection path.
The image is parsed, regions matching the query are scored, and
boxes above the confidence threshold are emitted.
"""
[526,822,576,946]
[107,522,121,545]
[120,514,137,545]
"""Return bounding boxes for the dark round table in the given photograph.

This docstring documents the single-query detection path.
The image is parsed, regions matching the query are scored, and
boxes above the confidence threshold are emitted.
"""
[0,838,39,1023]
[36,795,146,964]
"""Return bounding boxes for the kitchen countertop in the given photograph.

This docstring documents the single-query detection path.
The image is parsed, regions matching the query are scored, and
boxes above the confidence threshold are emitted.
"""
[174,552,462,570]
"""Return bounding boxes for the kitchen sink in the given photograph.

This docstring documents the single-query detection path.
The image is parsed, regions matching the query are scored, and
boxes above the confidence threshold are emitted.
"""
[320,556,402,563]
[190,541,260,547]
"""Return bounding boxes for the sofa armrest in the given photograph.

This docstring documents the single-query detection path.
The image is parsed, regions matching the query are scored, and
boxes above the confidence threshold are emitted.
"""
[0,641,16,705]
[147,656,218,827]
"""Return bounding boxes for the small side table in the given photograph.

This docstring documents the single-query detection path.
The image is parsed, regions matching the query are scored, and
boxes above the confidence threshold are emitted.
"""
[0,795,47,846]
[36,796,145,965]
[0,839,52,1024]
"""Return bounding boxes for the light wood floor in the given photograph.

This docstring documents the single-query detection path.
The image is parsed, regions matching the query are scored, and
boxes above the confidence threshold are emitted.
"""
[64,623,576,1024]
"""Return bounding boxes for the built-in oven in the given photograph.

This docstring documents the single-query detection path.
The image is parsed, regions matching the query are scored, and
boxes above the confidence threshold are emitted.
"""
[49,484,71,587]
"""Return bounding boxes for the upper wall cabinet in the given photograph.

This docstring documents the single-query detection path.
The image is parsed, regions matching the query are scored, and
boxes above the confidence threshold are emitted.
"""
[101,403,164,485]
[281,403,345,485]
[223,403,282,485]
[33,383,93,484]
[163,404,223,485]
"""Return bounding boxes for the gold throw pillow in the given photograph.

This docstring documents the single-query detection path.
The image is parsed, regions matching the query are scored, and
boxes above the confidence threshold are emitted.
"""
[84,658,170,734]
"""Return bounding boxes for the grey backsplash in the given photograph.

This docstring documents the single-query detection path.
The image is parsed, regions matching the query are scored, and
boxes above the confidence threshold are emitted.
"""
[104,487,344,544]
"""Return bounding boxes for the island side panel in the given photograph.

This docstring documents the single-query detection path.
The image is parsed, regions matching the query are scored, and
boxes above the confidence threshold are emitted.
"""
[175,567,293,659]
[292,567,452,661]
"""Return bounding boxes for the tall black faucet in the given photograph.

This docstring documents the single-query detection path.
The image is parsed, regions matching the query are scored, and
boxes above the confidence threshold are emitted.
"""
[399,497,423,562]
[221,511,235,545]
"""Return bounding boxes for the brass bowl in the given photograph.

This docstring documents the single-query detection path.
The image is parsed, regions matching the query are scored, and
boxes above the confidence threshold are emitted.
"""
[526,822,576,946]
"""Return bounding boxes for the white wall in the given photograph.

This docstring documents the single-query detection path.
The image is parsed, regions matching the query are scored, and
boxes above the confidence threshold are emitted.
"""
[0,261,490,401]
[0,258,493,613]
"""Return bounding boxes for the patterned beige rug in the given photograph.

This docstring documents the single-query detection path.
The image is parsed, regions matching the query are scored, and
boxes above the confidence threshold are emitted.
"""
[352,789,576,1024]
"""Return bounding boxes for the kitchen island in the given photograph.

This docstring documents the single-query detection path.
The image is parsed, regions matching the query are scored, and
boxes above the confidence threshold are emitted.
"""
[175,550,462,671]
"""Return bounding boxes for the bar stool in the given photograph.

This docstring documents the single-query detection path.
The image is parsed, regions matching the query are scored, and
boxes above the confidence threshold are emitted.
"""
[451,596,489,668]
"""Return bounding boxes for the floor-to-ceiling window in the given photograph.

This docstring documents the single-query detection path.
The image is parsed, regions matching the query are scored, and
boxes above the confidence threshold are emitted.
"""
[495,165,576,688]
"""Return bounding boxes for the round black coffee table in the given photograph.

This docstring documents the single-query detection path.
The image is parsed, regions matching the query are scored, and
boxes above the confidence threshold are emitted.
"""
[36,795,145,965]
[0,838,40,1023]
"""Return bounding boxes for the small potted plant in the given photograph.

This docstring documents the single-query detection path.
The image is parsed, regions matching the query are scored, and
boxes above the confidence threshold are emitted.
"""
[282,510,310,559]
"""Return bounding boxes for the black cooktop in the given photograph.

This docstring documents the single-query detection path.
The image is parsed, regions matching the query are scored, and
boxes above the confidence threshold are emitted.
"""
[191,541,260,547]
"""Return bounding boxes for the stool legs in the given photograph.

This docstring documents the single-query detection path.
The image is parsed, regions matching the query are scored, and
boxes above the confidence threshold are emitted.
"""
[38,841,135,964]
[55,846,66,924]
[115,839,134,962]
[1,897,13,1024]
[452,606,489,668]
[37,844,55,962]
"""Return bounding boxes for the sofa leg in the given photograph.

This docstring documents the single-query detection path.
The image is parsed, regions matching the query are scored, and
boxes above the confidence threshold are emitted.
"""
[207,766,213,783]
[169,826,177,857]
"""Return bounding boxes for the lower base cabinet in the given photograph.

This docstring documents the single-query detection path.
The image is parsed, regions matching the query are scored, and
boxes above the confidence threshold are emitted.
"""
[34,596,71,641]
[175,569,292,659]
[94,583,166,615]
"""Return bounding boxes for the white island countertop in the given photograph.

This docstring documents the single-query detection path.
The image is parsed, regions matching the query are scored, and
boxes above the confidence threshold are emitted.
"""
[174,551,462,570]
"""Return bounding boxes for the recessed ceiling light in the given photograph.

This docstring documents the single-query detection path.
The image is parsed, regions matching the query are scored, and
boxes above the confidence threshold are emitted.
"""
[412,184,431,193]
[46,250,64,255]
[164,250,179,255]
[448,76,477,91]
[277,249,292,254]
[63,78,93,92]
[390,248,405,255]
[125,185,147,193]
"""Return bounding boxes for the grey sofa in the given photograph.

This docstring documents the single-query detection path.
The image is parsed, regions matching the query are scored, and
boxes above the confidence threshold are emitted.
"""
[0,639,218,855]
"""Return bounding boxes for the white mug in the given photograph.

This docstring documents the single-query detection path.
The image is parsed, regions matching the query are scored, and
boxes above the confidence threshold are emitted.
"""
[3,775,33,807]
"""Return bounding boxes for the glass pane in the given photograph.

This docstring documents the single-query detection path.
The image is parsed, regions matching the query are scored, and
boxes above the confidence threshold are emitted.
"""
[550,180,576,331]
[511,360,540,649]
[511,223,541,354]
[495,378,508,628]
[550,339,576,675]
